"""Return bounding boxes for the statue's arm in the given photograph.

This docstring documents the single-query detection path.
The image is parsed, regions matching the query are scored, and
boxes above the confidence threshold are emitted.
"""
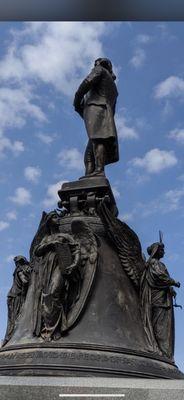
[65,243,81,275]
[73,66,102,115]
[151,260,180,288]
[35,237,54,256]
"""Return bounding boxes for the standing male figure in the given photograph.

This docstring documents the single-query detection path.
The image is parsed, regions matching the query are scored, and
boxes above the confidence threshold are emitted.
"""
[74,58,119,177]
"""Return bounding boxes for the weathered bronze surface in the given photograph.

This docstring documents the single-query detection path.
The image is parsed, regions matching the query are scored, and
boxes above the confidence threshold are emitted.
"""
[0,58,183,379]
[74,58,119,177]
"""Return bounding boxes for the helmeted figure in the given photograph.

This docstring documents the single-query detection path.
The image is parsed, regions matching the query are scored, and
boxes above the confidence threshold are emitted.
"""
[74,57,119,177]
[140,236,180,360]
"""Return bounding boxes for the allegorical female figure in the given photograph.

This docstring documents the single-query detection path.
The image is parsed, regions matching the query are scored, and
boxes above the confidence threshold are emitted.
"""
[140,239,180,360]
[3,255,32,346]
[32,211,81,341]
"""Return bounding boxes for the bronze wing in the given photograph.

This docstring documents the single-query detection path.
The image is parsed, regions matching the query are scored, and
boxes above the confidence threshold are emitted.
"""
[64,218,98,330]
[99,202,145,288]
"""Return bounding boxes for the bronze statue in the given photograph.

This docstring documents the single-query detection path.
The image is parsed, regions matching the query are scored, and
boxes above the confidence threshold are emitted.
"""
[140,234,180,360]
[3,255,32,346]
[1,57,184,380]
[33,212,81,341]
[99,204,181,360]
[31,212,98,342]
[74,57,119,177]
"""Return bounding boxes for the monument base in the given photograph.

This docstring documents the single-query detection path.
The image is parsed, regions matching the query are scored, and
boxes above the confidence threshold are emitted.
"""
[0,344,183,379]
[0,376,184,400]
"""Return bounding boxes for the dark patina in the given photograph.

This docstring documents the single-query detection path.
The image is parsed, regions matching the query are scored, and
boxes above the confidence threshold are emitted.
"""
[0,58,183,379]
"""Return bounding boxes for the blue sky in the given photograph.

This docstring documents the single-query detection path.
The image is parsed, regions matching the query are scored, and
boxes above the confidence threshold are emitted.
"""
[0,22,184,371]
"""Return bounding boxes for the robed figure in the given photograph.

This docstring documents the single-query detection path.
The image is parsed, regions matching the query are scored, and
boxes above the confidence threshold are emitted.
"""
[140,240,180,360]
[74,57,119,177]
[3,256,32,346]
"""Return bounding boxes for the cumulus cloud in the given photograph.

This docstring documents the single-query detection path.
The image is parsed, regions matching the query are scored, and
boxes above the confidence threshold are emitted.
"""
[136,34,151,44]
[165,188,184,211]
[43,180,66,208]
[0,86,46,132]
[24,166,42,183]
[0,22,109,155]
[130,148,177,174]
[0,221,10,231]
[116,114,138,140]
[169,128,184,144]
[36,132,55,144]
[58,148,83,171]
[0,137,24,157]
[121,184,184,221]
[130,33,151,69]
[154,76,184,99]
[10,187,31,205]
[141,186,184,216]
[120,212,134,222]
[5,255,15,263]
[130,48,146,69]
[6,211,17,220]
[0,22,107,96]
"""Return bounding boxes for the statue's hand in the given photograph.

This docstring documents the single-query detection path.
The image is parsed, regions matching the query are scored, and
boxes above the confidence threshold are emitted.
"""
[170,287,177,298]
[73,93,84,115]
[175,281,180,288]
[65,263,77,275]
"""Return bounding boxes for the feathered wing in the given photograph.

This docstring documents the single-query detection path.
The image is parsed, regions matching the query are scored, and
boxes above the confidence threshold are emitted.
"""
[65,218,98,329]
[98,202,145,288]
[29,211,48,262]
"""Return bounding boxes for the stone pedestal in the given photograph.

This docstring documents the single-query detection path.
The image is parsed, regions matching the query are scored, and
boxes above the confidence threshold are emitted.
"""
[0,377,184,400]
[0,178,183,380]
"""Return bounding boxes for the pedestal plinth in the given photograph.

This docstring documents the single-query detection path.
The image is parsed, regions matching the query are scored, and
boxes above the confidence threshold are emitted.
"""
[0,377,184,400]
[0,178,183,380]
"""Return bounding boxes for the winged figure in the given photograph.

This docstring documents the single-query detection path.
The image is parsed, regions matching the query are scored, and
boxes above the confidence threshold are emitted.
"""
[66,218,98,329]
[30,211,98,341]
[98,202,145,288]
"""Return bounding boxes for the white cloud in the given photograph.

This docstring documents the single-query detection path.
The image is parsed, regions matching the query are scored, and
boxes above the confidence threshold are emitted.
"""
[0,22,109,155]
[154,76,184,99]
[58,148,83,170]
[130,148,177,174]
[130,48,146,69]
[169,128,184,144]
[136,34,151,44]
[6,211,17,221]
[0,86,46,132]
[165,188,184,211]
[130,32,151,69]
[24,166,42,183]
[0,22,107,97]
[116,114,138,140]
[43,180,66,208]
[0,137,24,157]
[0,221,10,231]
[10,187,31,205]
[36,132,54,144]
[120,212,134,222]
[5,255,15,263]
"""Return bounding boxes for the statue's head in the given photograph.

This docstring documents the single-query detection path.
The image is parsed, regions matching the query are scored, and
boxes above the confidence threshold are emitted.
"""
[95,57,112,72]
[14,255,29,267]
[45,210,60,234]
[147,242,165,260]
[94,57,116,80]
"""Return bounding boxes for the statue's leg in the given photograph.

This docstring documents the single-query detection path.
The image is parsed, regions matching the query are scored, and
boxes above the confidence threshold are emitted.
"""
[92,140,105,175]
[84,140,95,175]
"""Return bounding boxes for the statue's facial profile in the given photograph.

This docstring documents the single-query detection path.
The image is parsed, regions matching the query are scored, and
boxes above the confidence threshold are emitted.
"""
[157,244,165,259]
